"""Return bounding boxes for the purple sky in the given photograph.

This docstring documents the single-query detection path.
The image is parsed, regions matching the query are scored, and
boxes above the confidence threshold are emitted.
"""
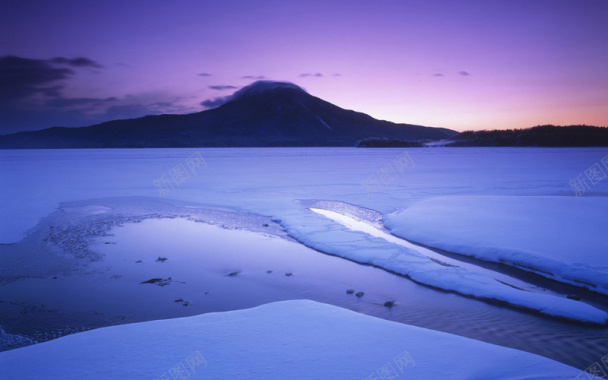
[1,0,607,134]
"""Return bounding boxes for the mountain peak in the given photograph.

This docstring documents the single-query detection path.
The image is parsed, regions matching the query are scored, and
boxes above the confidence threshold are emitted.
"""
[201,81,307,110]
[0,80,457,148]
[232,81,307,100]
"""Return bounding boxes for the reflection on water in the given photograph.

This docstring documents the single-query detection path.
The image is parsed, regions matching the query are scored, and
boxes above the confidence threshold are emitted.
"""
[99,218,608,370]
[3,217,608,370]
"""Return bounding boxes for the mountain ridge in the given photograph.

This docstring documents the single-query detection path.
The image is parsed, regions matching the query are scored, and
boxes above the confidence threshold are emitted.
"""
[0,81,456,148]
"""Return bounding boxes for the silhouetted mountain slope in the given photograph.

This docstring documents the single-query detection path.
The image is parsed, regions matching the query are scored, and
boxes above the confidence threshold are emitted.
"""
[0,81,456,148]
[447,125,608,147]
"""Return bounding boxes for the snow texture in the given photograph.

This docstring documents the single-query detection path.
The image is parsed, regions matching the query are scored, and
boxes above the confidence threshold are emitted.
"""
[280,204,608,324]
[0,300,586,380]
[233,80,306,99]
[384,196,608,296]
[2,148,608,324]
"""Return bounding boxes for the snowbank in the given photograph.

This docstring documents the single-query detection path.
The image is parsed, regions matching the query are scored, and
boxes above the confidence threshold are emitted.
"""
[280,208,608,324]
[384,196,608,296]
[0,300,584,379]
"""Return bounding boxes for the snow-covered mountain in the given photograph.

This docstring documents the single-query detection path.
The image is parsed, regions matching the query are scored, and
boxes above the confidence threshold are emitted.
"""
[0,81,456,148]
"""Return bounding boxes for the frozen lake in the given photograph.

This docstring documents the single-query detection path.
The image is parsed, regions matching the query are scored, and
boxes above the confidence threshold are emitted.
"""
[1,147,608,370]
[2,146,607,246]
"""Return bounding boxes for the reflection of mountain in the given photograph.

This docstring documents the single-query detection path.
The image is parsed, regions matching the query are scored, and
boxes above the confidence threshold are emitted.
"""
[0,81,456,148]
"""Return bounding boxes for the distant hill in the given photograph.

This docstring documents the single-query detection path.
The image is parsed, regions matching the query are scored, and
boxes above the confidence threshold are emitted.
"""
[446,125,608,147]
[0,81,456,148]
[357,137,424,147]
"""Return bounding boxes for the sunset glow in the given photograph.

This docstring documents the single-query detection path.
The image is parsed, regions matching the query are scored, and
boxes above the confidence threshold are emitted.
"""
[1,0,607,133]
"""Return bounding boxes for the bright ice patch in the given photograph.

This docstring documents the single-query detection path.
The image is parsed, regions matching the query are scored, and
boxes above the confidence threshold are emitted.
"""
[311,208,549,292]
[279,206,608,324]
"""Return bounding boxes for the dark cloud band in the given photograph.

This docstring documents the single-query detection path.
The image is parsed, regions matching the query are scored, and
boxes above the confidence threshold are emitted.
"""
[209,85,239,90]
[0,55,103,103]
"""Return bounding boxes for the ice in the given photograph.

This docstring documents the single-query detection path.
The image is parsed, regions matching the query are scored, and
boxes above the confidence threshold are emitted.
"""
[2,147,608,376]
[0,300,586,379]
[0,327,35,351]
[384,195,608,296]
[2,148,608,324]
[2,147,607,244]
[280,206,607,324]
[311,207,547,291]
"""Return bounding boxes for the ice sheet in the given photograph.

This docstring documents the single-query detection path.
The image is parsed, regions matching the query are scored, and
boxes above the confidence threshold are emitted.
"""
[2,147,607,244]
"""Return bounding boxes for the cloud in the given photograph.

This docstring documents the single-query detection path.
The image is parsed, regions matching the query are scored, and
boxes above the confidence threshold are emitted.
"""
[45,96,117,108]
[300,73,323,78]
[332,73,342,77]
[51,57,103,68]
[433,73,444,77]
[37,85,64,98]
[0,106,98,134]
[146,101,193,114]
[0,96,193,134]
[151,101,174,108]
[84,97,196,125]
[198,73,211,77]
[209,85,239,90]
[0,55,106,105]
[0,56,74,102]
[0,56,205,134]
[241,75,265,79]
[458,71,471,76]
[92,94,197,121]
[201,81,304,111]
[100,104,156,120]
[201,97,231,108]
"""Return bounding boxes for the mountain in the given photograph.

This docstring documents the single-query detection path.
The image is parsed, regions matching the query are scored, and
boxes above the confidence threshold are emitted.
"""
[0,81,456,148]
[446,125,608,147]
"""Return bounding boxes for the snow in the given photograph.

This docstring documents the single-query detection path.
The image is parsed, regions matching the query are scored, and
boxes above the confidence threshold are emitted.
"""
[298,102,334,130]
[279,206,607,324]
[2,147,608,375]
[233,80,306,99]
[202,81,307,108]
[2,147,607,245]
[0,300,586,379]
[2,148,608,324]
[311,207,545,291]
[384,196,608,296]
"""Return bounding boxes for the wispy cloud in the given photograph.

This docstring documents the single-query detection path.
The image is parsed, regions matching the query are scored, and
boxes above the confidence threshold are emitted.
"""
[45,96,117,108]
[458,71,471,76]
[51,57,103,68]
[198,73,211,77]
[200,97,231,109]
[241,75,265,79]
[300,73,323,78]
[432,73,444,77]
[209,85,239,90]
